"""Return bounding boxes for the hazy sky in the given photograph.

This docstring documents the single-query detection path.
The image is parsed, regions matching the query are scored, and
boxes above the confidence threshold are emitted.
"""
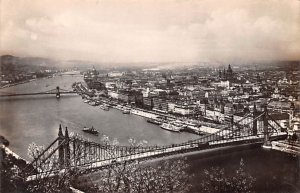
[1,0,300,64]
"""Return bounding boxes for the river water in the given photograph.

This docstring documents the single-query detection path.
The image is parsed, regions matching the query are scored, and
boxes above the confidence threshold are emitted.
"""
[0,75,199,159]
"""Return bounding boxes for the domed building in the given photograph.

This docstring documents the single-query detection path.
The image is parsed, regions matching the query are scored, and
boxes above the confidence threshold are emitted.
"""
[219,64,234,82]
[84,67,106,91]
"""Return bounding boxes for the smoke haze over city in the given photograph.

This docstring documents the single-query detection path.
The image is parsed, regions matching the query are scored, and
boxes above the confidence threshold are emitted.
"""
[1,0,300,65]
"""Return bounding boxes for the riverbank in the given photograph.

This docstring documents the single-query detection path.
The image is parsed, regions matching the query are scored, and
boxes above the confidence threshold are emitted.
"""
[112,105,223,135]
[0,72,63,90]
[0,79,38,89]
[272,140,300,156]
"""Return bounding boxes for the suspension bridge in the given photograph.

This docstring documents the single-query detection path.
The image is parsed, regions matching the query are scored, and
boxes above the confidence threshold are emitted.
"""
[24,106,288,181]
[0,86,76,98]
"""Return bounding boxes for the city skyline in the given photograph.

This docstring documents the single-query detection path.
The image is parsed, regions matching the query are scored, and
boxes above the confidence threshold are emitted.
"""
[1,0,300,65]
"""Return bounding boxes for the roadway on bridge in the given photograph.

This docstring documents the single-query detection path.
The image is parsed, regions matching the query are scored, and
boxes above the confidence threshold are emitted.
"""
[26,132,287,182]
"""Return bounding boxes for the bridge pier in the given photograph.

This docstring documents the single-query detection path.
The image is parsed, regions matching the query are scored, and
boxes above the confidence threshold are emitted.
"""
[253,103,258,136]
[73,139,77,167]
[56,86,60,99]
[58,125,65,168]
[58,125,71,169]
[65,127,70,168]
[262,106,272,149]
[231,115,234,132]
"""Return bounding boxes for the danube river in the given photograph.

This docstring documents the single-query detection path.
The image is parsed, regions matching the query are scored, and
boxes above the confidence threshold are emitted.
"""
[0,75,199,159]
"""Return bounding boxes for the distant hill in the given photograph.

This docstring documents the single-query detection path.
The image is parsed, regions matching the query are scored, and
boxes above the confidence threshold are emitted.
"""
[1,55,299,72]
[0,55,58,74]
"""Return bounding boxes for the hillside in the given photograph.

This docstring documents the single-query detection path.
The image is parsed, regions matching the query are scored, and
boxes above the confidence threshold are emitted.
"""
[0,55,58,74]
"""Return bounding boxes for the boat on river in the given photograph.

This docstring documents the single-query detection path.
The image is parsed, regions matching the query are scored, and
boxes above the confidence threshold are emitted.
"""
[99,104,109,111]
[160,121,183,132]
[147,118,163,125]
[122,109,130,114]
[89,101,97,106]
[82,126,99,135]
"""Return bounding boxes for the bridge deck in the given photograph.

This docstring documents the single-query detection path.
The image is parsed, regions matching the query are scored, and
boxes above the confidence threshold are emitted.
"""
[83,133,286,170]
[26,132,287,182]
[0,91,77,97]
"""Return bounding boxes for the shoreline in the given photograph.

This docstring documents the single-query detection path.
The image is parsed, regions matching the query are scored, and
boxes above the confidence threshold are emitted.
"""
[0,79,38,90]
[0,74,58,90]
[110,105,217,135]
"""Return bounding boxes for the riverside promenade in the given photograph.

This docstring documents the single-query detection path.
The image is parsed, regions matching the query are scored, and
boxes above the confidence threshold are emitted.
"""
[113,105,225,135]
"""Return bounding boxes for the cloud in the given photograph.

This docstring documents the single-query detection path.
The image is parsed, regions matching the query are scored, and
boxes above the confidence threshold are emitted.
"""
[0,0,299,64]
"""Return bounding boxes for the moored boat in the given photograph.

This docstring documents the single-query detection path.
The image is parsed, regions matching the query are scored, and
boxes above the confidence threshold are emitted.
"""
[123,109,130,114]
[99,104,110,111]
[106,103,113,107]
[160,122,183,132]
[89,101,97,106]
[147,118,162,125]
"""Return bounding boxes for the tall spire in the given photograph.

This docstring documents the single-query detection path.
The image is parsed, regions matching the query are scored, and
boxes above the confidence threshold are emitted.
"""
[65,127,69,138]
[64,127,70,167]
[58,124,65,168]
[58,124,63,137]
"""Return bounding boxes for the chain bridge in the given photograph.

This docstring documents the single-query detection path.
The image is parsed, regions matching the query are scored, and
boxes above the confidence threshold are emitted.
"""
[0,86,76,98]
[24,106,287,181]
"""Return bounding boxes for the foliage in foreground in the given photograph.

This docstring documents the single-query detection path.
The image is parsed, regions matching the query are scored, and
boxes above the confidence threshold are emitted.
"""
[2,137,256,193]
[2,139,193,193]
[75,158,192,193]
[199,159,256,193]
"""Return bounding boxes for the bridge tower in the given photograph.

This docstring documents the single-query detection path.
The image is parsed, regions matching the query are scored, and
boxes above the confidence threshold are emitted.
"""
[64,127,71,168]
[263,105,272,148]
[253,103,258,135]
[58,124,65,168]
[56,86,60,99]
[230,115,234,134]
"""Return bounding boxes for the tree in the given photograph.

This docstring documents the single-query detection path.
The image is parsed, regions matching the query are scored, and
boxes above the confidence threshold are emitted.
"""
[1,147,26,193]
[75,158,192,193]
[4,134,193,193]
[1,136,30,193]
[200,159,256,193]
[73,136,192,193]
